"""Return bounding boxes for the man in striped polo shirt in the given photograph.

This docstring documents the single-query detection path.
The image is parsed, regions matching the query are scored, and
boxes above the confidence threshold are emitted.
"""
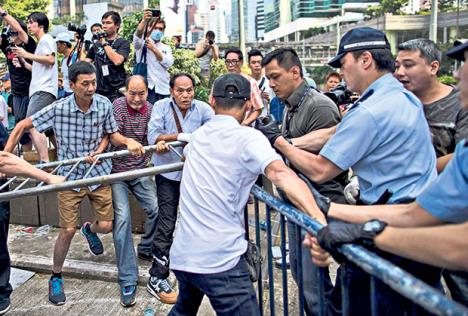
[110,75,158,307]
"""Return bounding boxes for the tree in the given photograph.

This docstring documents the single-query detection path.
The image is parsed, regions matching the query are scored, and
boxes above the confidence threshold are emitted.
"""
[0,0,50,21]
[366,0,409,17]
[51,13,86,26]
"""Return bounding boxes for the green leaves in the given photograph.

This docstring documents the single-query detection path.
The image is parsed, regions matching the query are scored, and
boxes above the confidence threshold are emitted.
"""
[1,0,50,21]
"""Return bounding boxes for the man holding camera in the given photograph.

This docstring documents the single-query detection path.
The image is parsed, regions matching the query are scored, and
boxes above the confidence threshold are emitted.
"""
[0,8,37,152]
[134,9,174,105]
[56,33,76,98]
[195,31,219,81]
[86,11,130,103]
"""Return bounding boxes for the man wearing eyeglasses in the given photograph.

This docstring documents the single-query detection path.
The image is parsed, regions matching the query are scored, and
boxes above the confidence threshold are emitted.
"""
[134,10,174,105]
[224,48,263,126]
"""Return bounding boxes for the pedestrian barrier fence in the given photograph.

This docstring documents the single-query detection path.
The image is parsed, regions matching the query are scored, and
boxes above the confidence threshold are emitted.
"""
[249,185,468,316]
[0,149,466,315]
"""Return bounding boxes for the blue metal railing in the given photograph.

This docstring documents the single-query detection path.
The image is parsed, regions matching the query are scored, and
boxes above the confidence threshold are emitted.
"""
[249,185,468,316]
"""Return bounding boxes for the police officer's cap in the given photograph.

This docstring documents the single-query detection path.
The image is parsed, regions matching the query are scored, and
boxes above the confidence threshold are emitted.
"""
[212,73,251,101]
[328,27,391,68]
[446,39,468,61]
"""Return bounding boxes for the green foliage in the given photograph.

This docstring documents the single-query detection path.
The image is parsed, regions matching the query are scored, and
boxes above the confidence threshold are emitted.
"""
[308,65,337,86]
[438,74,457,85]
[366,0,409,17]
[121,11,143,41]
[303,27,326,39]
[1,0,50,21]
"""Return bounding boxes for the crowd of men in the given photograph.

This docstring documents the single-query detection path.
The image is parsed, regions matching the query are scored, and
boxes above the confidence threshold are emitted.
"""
[0,6,466,316]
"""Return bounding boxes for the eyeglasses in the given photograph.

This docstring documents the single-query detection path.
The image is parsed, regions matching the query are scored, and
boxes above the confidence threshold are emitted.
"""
[225,59,240,65]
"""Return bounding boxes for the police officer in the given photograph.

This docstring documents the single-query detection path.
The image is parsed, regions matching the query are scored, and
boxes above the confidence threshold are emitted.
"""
[310,40,468,304]
[256,27,439,315]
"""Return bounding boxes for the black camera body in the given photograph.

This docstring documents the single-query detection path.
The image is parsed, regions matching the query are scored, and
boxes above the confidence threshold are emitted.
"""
[208,39,214,45]
[150,8,161,18]
[92,31,108,41]
[68,23,87,38]
[324,83,353,106]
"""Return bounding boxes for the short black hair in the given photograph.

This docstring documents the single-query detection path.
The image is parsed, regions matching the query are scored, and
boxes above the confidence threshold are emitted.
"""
[27,12,49,33]
[125,75,148,90]
[102,11,121,27]
[169,73,195,89]
[90,23,102,31]
[206,31,215,39]
[248,49,263,63]
[262,48,303,77]
[69,61,96,83]
[225,47,243,61]
[16,18,28,33]
[351,49,395,72]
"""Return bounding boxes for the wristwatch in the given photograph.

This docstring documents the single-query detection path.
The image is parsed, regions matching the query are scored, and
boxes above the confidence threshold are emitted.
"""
[102,42,109,48]
[361,219,387,247]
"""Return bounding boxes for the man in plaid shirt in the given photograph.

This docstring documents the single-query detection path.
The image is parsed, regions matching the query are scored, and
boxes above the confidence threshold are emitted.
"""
[4,61,144,306]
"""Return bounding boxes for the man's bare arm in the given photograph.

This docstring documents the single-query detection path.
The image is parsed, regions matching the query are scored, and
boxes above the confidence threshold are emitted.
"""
[0,152,64,184]
[291,125,337,153]
[436,153,453,173]
[375,223,468,272]
[265,160,327,225]
[328,201,443,227]
[4,118,34,153]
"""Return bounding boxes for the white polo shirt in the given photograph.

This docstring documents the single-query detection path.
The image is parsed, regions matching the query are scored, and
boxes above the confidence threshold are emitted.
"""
[170,114,281,274]
[133,33,174,95]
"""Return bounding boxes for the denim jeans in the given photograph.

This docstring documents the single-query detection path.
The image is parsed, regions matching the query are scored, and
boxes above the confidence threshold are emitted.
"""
[0,179,11,307]
[288,222,334,316]
[169,257,260,316]
[112,176,158,287]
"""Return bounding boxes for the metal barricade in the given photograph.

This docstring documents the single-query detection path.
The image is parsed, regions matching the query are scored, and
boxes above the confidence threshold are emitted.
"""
[249,185,468,316]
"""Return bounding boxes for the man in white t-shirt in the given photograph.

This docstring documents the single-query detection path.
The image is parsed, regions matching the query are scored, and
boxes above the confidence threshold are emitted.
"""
[248,49,274,117]
[12,12,58,163]
[168,73,326,315]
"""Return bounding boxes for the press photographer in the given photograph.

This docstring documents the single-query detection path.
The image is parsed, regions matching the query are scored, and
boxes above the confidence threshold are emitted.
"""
[0,7,37,151]
[134,8,174,104]
[324,82,359,113]
[55,33,77,98]
[85,11,130,102]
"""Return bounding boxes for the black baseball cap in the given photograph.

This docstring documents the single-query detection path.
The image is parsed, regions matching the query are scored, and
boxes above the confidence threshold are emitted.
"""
[446,39,468,61]
[328,27,391,68]
[212,73,251,100]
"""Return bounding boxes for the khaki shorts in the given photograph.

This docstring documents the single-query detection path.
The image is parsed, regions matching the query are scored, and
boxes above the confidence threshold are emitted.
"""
[57,185,114,228]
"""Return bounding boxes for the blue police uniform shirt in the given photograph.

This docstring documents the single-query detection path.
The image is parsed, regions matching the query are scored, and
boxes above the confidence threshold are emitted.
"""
[320,73,437,204]
[416,139,468,223]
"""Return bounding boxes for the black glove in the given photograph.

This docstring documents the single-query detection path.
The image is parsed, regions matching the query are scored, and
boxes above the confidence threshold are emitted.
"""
[255,114,282,147]
[298,173,331,216]
[317,220,387,263]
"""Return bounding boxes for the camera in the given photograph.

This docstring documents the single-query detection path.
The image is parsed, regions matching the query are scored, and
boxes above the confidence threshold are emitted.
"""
[324,83,353,106]
[1,26,18,39]
[150,8,161,18]
[208,39,214,45]
[68,23,87,38]
[92,31,108,41]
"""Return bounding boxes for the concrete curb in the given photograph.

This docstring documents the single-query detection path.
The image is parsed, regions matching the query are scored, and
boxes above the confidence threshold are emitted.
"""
[10,254,176,287]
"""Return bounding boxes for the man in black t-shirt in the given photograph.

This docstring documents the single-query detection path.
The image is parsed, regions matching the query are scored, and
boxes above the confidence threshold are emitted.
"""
[86,11,130,102]
[0,11,36,149]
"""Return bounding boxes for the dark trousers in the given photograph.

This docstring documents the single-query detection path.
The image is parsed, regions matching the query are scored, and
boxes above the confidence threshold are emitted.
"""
[149,175,180,279]
[327,251,442,316]
[0,180,11,307]
[169,257,260,316]
[99,89,124,103]
[148,89,169,105]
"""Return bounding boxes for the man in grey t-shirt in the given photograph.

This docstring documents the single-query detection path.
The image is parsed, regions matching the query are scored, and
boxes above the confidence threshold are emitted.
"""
[261,48,346,316]
[396,39,468,159]
[195,31,219,80]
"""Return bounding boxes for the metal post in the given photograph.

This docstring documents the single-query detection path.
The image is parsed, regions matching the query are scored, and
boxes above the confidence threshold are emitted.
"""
[429,0,438,42]
[336,6,345,53]
[238,0,246,58]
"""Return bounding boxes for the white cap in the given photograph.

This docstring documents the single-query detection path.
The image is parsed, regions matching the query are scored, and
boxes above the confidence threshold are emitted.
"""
[55,32,72,44]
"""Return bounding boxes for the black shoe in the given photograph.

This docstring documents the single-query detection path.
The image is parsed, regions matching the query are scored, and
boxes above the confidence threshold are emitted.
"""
[0,299,10,315]
[137,252,152,262]
[48,276,66,305]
